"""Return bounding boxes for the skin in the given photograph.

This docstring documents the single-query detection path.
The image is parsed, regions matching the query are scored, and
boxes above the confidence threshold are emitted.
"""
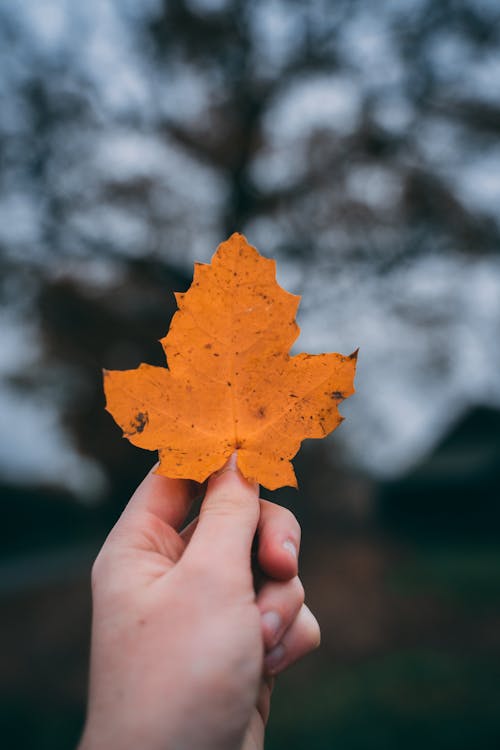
[79,456,320,750]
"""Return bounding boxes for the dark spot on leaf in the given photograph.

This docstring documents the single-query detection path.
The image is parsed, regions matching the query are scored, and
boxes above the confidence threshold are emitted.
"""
[331,391,344,400]
[204,343,212,349]
[256,406,266,418]
[131,411,148,434]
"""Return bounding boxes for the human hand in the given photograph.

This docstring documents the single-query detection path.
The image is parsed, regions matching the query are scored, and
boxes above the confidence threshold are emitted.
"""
[79,456,320,750]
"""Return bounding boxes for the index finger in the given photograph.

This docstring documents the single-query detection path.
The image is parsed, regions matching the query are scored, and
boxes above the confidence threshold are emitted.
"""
[120,462,201,530]
[257,500,301,581]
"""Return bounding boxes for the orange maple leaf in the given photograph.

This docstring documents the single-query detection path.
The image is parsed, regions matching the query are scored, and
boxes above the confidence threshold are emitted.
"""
[103,233,357,490]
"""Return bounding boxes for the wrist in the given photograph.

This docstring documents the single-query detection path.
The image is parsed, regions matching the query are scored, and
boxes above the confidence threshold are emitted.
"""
[77,719,138,750]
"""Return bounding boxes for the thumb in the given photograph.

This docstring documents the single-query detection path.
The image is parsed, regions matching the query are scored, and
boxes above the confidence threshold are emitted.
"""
[183,454,260,571]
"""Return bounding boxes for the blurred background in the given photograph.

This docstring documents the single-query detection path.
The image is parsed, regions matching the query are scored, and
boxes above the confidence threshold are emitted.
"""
[1,0,499,747]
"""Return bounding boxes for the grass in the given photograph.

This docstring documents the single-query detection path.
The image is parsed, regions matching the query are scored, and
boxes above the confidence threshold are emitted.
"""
[267,539,500,749]
[266,650,500,750]
[388,542,500,610]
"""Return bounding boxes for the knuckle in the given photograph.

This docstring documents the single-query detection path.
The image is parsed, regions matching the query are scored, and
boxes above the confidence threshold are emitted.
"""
[90,546,116,594]
[280,507,301,543]
[291,576,305,606]
[310,622,321,650]
[90,551,105,592]
[202,501,235,521]
[90,549,131,603]
[304,607,321,650]
[89,527,120,593]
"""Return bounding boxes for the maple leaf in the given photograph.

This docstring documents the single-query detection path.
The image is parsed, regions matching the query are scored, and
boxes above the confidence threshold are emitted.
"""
[103,233,357,490]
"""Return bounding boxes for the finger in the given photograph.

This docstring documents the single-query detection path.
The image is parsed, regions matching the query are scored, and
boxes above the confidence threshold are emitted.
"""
[257,576,305,650]
[256,675,275,726]
[257,500,301,581]
[120,463,200,530]
[264,604,320,676]
[183,454,259,571]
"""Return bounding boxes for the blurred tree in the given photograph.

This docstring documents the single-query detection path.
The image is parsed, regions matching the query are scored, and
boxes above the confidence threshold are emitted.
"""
[0,0,499,503]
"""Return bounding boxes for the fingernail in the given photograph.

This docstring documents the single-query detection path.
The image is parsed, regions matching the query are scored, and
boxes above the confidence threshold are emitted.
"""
[264,642,285,674]
[283,539,297,559]
[261,611,281,646]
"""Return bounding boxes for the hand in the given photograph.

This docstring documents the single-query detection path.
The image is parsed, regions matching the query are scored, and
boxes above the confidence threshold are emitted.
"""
[79,457,320,750]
